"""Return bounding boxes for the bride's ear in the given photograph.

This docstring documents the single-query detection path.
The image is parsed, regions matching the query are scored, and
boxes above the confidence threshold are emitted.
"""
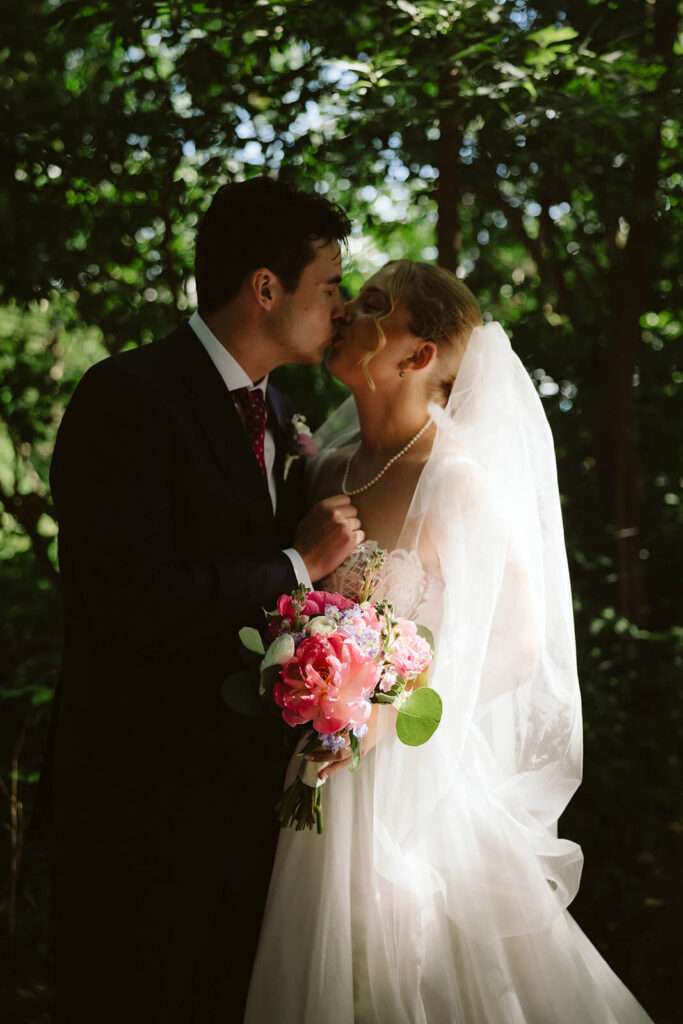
[402,341,437,373]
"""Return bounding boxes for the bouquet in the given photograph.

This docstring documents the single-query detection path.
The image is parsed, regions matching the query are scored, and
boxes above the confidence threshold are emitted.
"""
[223,551,441,833]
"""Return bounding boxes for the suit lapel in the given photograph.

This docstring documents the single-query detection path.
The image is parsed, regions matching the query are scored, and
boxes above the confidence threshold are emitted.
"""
[266,385,289,511]
[267,385,309,545]
[167,323,274,519]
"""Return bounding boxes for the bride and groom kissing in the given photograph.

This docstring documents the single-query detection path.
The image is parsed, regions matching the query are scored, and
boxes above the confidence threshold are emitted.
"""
[46,174,400,1020]
[45,175,654,1024]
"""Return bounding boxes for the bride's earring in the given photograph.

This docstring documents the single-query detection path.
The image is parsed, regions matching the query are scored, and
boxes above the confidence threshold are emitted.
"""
[399,370,406,378]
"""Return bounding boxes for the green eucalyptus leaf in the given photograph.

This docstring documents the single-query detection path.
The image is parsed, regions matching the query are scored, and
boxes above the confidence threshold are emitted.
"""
[349,731,362,772]
[221,670,261,717]
[239,626,265,655]
[260,632,296,673]
[416,623,435,650]
[259,663,282,696]
[396,688,442,746]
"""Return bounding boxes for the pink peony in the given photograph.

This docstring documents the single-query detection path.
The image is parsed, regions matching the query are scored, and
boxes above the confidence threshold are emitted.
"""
[276,590,354,625]
[266,618,285,644]
[273,633,380,734]
[388,619,432,679]
[358,604,381,631]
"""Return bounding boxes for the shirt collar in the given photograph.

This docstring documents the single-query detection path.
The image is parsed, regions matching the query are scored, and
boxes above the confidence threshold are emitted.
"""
[188,311,268,396]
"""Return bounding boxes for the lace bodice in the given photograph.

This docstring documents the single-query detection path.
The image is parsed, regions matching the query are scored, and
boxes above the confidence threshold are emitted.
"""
[320,539,434,622]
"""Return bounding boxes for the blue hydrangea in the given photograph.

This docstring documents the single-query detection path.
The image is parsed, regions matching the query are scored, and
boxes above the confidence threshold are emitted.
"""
[338,606,362,626]
[351,722,369,739]
[358,628,381,655]
[320,733,347,754]
[337,622,381,658]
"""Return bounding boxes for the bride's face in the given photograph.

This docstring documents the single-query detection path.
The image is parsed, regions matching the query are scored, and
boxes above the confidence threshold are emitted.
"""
[327,265,418,391]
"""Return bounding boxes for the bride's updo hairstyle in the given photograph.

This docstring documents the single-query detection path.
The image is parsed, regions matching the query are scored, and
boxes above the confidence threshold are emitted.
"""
[361,259,482,404]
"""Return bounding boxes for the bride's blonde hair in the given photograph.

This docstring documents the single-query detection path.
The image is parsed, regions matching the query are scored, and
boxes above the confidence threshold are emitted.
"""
[360,260,482,403]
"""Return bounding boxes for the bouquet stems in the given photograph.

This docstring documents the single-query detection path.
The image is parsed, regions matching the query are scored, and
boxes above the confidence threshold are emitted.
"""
[275,730,325,833]
[275,775,324,833]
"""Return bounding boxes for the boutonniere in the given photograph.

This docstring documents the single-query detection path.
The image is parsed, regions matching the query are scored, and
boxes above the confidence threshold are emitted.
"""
[283,413,318,480]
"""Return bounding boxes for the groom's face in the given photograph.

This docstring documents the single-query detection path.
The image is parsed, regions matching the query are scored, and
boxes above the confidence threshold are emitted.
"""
[270,239,345,364]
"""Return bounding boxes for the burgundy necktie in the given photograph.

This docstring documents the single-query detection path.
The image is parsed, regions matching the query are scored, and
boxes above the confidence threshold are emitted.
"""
[232,386,267,477]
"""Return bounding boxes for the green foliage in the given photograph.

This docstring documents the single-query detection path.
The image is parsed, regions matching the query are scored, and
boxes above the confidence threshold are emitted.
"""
[259,633,294,671]
[349,730,362,772]
[238,626,266,656]
[396,686,442,746]
[220,669,261,717]
[415,623,435,650]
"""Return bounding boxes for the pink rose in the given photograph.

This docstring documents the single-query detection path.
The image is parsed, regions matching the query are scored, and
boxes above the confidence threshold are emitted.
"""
[276,590,354,625]
[296,432,318,457]
[273,633,379,734]
[290,415,318,457]
[388,619,432,678]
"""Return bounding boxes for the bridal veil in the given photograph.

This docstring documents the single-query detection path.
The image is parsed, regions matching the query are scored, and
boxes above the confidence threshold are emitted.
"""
[245,323,653,1023]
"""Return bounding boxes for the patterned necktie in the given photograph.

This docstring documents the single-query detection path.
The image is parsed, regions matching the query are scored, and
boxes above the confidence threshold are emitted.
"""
[232,386,267,477]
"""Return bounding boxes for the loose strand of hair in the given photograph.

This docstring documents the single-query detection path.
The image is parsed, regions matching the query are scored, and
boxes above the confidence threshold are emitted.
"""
[358,285,401,391]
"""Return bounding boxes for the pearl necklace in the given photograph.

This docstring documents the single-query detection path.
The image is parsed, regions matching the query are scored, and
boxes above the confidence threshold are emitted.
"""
[341,417,433,496]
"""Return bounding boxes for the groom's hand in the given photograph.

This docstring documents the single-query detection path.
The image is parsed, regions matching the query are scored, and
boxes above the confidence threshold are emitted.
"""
[294,494,364,582]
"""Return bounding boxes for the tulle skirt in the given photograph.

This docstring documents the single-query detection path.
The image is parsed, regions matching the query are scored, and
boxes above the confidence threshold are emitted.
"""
[244,741,653,1024]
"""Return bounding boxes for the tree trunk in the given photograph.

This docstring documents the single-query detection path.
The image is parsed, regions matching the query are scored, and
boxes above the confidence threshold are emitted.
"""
[605,283,646,623]
[602,0,676,625]
[435,115,463,272]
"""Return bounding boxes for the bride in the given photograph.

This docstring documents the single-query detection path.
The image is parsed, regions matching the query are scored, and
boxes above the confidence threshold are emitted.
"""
[244,260,653,1023]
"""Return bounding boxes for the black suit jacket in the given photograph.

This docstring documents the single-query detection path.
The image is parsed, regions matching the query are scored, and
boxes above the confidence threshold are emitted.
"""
[46,322,307,1020]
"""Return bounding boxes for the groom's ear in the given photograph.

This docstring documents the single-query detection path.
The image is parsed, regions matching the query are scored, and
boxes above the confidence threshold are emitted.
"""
[251,268,280,311]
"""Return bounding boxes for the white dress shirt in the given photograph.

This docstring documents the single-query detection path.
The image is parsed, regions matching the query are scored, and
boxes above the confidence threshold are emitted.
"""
[188,313,311,589]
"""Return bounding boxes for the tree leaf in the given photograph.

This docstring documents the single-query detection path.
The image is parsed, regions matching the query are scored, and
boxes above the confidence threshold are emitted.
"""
[396,688,442,746]
[527,26,579,48]
[450,42,494,61]
[239,626,265,655]
[30,688,54,706]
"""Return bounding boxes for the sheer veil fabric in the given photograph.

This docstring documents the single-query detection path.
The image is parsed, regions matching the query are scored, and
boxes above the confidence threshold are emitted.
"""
[244,324,653,1023]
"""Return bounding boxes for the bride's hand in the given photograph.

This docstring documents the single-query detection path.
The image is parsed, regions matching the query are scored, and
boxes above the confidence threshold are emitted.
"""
[294,494,364,581]
[306,705,381,782]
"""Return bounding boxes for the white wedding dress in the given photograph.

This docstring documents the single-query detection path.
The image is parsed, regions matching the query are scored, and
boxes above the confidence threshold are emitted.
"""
[244,324,654,1023]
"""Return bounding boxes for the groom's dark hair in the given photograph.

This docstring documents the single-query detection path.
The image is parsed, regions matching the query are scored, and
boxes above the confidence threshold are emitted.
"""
[195,176,351,316]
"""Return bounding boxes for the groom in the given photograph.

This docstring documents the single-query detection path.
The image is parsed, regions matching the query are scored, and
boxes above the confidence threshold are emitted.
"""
[45,177,362,1022]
